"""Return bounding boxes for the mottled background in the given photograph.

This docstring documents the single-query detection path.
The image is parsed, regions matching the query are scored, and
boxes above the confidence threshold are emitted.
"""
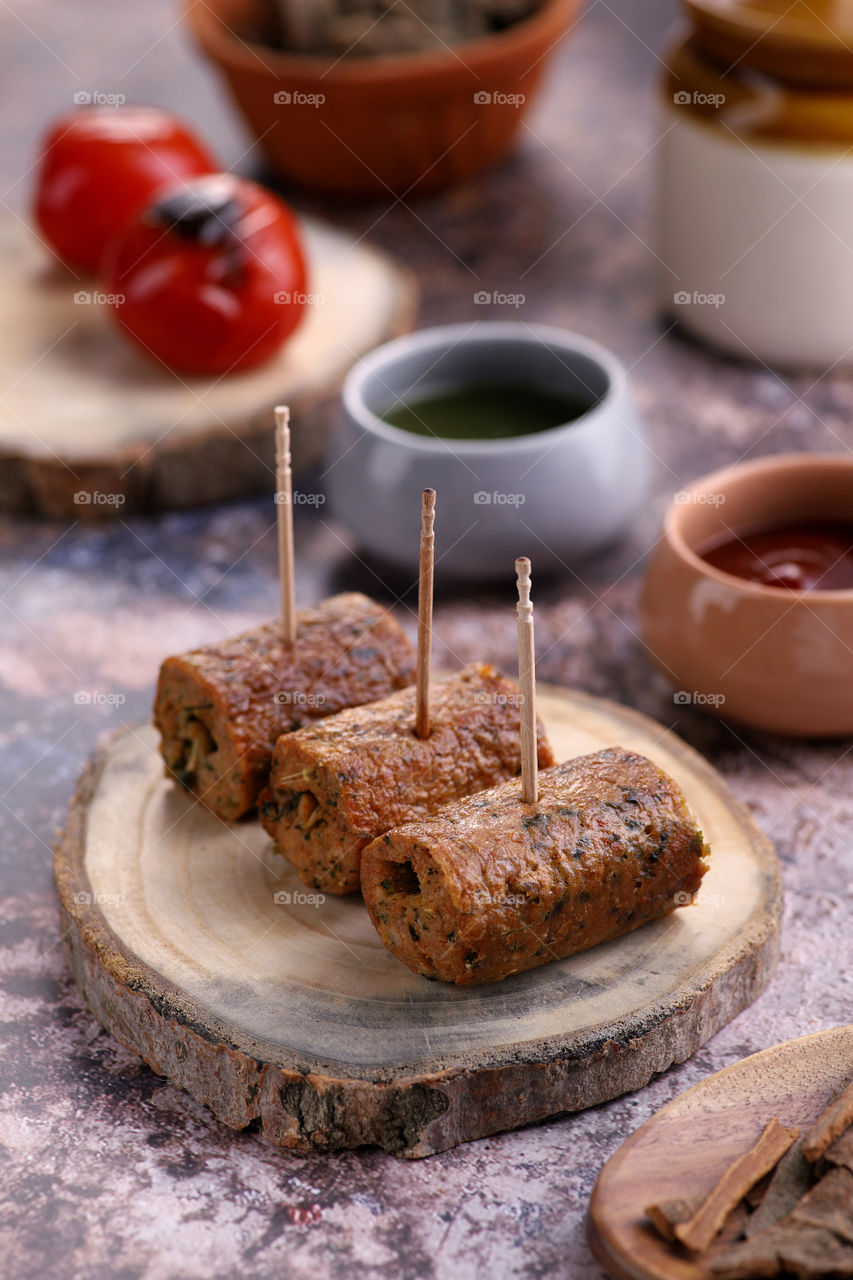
[1,0,852,1277]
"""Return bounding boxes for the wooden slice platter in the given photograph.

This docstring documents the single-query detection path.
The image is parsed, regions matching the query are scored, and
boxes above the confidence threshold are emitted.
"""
[0,214,415,519]
[588,1024,853,1280]
[54,685,782,1158]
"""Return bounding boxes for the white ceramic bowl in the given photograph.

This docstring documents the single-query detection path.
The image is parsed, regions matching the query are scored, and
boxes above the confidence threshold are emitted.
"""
[657,109,853,365]
[325,322,651,579]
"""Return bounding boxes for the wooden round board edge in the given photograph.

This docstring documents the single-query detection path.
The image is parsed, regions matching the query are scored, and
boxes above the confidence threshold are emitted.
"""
[54,686,783,1159]
[586,1024,853,1280]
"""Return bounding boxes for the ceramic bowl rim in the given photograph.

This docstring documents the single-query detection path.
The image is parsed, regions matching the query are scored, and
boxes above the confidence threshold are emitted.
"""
[340,321,631,458]
[684,0,852,54]
[186,0,582,83]
[664,451,853,603]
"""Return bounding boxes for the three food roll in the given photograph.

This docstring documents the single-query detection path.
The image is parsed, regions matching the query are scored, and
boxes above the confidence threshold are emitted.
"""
[154,592,415,822]
[259,662,555,893]
[361,747,710,985]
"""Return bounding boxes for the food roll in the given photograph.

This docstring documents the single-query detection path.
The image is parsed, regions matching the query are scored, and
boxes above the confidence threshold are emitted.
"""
[258,662,555,894]
[361,747,710,985]
[154,592,415,822]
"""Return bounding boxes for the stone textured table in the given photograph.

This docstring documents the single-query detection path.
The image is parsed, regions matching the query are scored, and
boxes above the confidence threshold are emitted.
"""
[1,1,851,1277]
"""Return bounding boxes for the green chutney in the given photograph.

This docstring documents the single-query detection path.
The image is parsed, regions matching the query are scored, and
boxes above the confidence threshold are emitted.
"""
[381,383,592,441]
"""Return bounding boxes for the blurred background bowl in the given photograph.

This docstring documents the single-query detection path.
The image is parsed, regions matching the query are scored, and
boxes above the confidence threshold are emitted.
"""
[326,321,650,580]
[186,0,582,196]
[641,453,853,736]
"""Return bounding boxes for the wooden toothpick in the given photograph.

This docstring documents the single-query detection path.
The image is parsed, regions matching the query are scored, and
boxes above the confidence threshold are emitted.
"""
[415,488,436,739]
[275,405,297,646]
[515,556,538,805]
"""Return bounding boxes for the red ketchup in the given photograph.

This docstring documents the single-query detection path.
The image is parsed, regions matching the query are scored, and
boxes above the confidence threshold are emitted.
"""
[700,522,853,591]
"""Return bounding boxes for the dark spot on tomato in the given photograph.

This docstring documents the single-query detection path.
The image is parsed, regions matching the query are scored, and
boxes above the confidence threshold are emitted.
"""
[150,181,242,248]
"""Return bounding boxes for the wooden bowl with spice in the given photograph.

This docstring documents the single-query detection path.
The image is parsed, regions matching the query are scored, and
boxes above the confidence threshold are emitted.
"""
[185,0,582,196]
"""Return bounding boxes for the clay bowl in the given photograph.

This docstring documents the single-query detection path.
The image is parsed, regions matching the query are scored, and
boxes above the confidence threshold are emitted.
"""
[185,0,582,196]
[640,453,853,737]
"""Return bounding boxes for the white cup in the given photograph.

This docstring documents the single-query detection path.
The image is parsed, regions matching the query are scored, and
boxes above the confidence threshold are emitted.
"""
[327,322,651,579]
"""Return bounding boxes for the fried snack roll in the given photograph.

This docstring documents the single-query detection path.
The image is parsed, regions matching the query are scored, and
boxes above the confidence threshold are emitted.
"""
[154,593,415,822]
[361,747,710,985]
[259,663,555,894]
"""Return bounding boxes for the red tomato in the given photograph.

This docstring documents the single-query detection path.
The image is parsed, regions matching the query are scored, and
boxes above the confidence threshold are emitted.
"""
[34,107,216,273]
[104,174,308,376]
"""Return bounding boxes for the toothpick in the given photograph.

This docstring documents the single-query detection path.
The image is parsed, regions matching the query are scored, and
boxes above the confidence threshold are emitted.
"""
[275,405,296,646]
[515,556,538,805]
[415,488,436,738]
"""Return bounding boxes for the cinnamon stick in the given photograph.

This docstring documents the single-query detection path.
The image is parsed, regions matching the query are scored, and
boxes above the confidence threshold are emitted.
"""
[674,1118,800,1253]
[802,1080,853,1163]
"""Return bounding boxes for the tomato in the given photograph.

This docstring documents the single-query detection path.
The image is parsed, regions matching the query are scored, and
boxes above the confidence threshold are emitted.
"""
[104,174,308,376]
[34,107,216,273]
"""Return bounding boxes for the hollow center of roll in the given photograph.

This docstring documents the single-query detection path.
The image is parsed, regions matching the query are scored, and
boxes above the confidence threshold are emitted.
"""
[296,792,321,828]
[178,715,217,783]
[382,860,421,896]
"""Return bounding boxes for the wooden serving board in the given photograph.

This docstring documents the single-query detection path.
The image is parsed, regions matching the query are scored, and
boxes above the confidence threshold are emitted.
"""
[0,214,415,519]
[588,1024,853,1280]
[54,686,782,1158]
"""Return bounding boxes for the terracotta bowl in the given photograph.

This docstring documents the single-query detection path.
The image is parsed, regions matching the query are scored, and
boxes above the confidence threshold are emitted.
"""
[640,453,853,737]
[185,0,582,196]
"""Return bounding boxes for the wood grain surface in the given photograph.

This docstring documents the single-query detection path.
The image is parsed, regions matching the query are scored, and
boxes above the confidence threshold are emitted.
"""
[55,684,782,1157]
[0,214,415,518]
[587,1025,853,1280]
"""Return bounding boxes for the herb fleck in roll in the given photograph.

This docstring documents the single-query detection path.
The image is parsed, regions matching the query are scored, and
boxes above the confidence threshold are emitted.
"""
[154,593,415,822]
[361,748,710,985]
[259,663,555,894]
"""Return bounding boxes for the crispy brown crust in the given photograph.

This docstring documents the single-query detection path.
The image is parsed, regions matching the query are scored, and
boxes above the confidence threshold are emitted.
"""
[153,593,415,822]
[361,748,710,985]
[259,663,555,894]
